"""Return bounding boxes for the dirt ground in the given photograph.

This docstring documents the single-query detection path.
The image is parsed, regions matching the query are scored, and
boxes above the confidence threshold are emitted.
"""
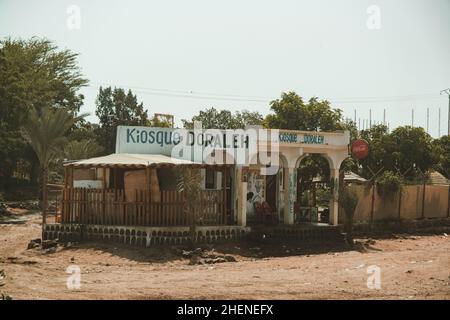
[1,210,449,300]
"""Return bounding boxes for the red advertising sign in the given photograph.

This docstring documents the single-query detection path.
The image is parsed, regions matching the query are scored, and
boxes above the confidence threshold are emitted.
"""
[351,139,369,160]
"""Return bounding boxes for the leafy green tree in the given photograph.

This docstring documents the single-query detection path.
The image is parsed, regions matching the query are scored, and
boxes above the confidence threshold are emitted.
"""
[265,92,357,182]
[68,120,100,142]
[264,92,349,131]
[359,125,435,180]
[0,37,87,182]
[95,86,150,154]
[182,107,263,129]
[21,106,85,226]
[433,135,450,178]
[388,126,435,179]
[358,124,393,178]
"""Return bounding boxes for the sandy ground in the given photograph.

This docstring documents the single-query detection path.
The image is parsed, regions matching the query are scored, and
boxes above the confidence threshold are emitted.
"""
[0,211,449,300]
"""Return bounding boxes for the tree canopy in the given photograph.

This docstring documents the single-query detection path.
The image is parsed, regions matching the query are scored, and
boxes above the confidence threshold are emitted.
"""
[264,92,349,132]
[0,38,87,181]
[432,135,450,179]
[182,107,263,129]
[94,86,150,154]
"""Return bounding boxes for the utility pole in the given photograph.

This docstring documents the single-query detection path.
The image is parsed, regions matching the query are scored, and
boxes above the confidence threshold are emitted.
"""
[427,108,429,133]
[383,109,386,125]
[439,108,441,137]
[369,109,372,129]
[412,108,414,127]
[441,89,450,135]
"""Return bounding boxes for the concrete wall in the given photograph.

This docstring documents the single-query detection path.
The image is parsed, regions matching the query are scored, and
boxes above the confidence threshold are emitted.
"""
[351,184,449,223]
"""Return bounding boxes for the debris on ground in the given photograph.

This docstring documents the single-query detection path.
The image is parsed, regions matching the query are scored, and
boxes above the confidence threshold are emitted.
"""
[41,240,58,250]
[0,203,9,215]
[6,201,41,211]
[185,248,238,265]
[27,238,41,250]
[26,238,76,254]
[43,247,57,254]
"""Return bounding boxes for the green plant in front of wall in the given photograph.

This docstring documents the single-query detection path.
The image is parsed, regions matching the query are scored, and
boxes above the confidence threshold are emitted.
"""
[175,166,202,244]
[339,183,359,245]
[376,171,403,199]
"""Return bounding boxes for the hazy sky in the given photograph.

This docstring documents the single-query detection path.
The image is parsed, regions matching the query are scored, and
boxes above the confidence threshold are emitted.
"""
[1,0,449,136]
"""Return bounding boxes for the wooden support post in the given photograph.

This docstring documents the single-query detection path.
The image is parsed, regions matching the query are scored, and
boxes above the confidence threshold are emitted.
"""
[371,184,375,224]
[64,167,69,188]
[70,166,74,188]
[146,167,150,226]
[222,166,227,225]
[102,167,106,225]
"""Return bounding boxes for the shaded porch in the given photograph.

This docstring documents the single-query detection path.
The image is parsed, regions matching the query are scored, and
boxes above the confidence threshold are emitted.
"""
[60,153,235,227]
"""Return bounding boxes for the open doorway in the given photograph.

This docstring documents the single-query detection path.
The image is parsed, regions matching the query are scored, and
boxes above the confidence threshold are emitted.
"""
[296,155,331,224]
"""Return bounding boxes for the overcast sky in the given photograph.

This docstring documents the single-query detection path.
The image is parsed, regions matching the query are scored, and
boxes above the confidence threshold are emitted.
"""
[1,0,449,136]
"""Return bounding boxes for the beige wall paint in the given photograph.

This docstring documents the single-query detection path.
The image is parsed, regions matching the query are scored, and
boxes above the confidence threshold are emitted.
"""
[352,184,449,223]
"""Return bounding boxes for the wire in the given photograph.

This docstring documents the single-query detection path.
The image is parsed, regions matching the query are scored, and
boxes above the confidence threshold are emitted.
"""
[85,81,446,104]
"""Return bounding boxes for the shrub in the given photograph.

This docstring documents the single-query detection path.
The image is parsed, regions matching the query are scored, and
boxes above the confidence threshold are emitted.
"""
[376,171,403,198]
[339,184,360,244]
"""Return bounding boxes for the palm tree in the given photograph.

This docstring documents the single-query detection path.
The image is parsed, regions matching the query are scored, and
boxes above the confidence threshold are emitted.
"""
[64,139,104,160]
[22,106,85,229]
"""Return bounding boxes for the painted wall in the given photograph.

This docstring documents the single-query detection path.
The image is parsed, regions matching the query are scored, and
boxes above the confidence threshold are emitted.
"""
[245,169,266,218]
[347,184,450,223]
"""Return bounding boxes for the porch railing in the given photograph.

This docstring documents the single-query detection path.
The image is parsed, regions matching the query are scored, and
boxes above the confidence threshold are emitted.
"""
[61,188,229,227]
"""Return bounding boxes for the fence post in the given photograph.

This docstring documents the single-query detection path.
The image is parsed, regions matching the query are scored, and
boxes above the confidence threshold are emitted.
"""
[421,181,426,219]
[370,184,375,225]
[223,166,227,225]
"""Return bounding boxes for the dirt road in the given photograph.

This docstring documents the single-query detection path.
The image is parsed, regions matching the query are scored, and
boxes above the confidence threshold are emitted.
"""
[1,212,449,300]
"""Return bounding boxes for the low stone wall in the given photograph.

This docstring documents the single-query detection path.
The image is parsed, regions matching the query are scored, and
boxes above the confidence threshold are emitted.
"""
[250,225,343,241]
[350,218,450,236]
[43,223,251,246]
[43,223,83,242]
